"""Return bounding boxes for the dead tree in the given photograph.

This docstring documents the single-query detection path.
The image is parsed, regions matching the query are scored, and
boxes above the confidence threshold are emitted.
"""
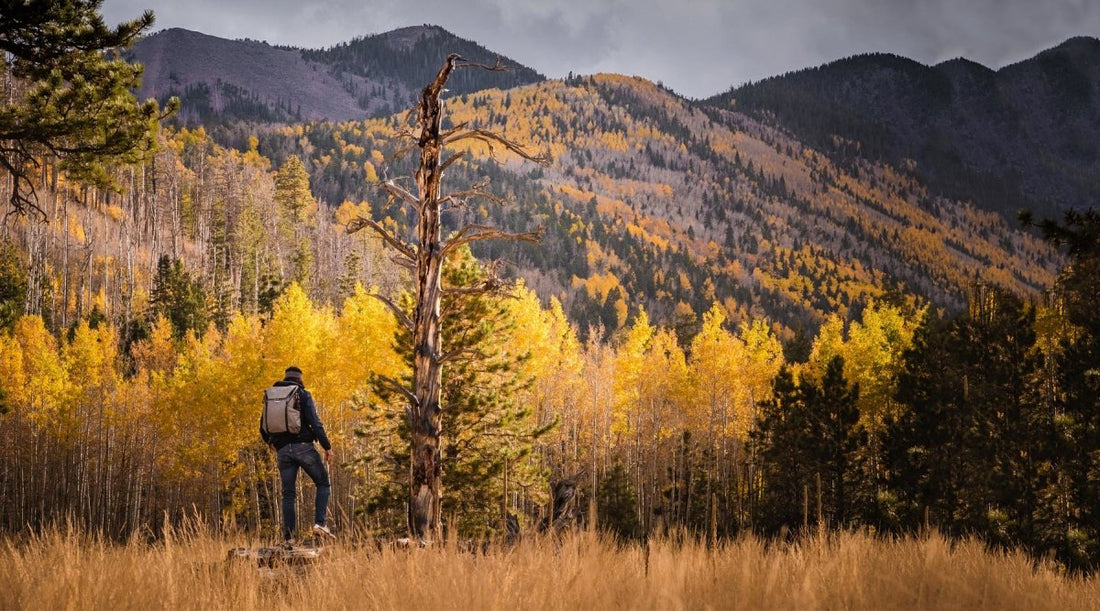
[347,54,547,543]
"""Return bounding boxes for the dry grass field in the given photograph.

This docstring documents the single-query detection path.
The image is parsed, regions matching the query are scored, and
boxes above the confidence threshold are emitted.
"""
[2,527,1097,610]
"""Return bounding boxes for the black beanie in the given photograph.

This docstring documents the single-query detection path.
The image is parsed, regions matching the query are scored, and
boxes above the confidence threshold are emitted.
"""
[285,366,303,381]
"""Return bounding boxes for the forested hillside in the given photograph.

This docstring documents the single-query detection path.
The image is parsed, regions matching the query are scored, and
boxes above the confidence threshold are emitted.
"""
[232,74,1060,339]
[709,37,1100,218]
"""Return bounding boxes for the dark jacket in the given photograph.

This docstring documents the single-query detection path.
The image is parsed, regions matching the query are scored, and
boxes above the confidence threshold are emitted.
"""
[260,378,332,451]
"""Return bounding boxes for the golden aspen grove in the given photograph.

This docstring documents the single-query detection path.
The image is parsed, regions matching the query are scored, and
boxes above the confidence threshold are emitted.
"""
[3,2,1100,608]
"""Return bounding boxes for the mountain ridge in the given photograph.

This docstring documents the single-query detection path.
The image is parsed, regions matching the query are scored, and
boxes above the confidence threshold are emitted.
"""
[129,25,545,125]
[706,36,1100,217]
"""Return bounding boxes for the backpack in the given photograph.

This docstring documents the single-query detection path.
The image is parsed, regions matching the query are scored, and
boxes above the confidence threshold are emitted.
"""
[262,384,302,435]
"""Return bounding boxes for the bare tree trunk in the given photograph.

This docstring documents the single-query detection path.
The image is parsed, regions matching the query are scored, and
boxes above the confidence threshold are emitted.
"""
[349,54,545,543]
[404,55,453,542]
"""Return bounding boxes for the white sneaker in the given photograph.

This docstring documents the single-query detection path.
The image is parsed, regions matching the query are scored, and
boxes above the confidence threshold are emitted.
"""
[312,523,335,539]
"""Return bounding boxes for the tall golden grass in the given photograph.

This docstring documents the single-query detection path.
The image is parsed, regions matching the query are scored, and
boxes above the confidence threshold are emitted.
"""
[2,526,1097,610]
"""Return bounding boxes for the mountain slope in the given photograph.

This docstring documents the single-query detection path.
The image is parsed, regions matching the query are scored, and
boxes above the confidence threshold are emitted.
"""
[129,26,544,125]
[247,73,1060,337]
[705,37,1100,218]
[130,28,366,123]
[125,31,1074,336]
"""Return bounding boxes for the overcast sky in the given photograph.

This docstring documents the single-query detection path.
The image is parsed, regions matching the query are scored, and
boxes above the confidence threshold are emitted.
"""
[101,0,1100,99]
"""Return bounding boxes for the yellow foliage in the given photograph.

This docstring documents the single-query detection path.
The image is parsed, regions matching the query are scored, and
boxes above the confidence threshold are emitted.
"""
[363,160,379,182]
[612,309,654,437]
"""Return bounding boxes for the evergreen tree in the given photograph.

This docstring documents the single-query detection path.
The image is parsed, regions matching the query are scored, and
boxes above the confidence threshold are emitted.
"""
[815,356,861,527]
[273,155,315,287]
[0,0,176,215]
[364,249,553,538]
[1027,208,1100,569]
[0,239,27,331]
[598,460,642,540]
[751,356,860,533]
[751,366,810,533]
[148,255,208,339]
[885,287,1044,547]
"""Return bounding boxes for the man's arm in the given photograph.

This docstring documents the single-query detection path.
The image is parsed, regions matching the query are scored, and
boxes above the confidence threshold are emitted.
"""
[302,390,333,453]
[260,413,270,445]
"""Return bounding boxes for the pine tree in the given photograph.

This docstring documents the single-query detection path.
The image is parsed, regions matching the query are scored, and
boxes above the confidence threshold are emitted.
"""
[0,0,177,216]
[346,54,546,542]
[1025,208,1100,569]
[0,239,27,331]
[273,155,315,287]
[364,250,553,538]
[149,255,208,339]
[885,287,1043,546]
[598,460,642,540]
[751,356,860,533]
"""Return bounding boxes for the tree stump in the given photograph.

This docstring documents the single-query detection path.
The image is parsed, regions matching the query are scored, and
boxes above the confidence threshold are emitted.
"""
[542,472,583,532]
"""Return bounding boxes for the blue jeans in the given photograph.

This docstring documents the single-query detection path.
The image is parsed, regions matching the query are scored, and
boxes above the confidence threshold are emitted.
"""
[277,442,330,540]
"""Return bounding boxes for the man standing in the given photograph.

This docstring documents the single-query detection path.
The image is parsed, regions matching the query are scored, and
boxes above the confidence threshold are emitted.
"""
[261,365,335,544]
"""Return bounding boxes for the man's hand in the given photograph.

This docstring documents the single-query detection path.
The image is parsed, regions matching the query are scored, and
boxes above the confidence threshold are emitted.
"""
[325,449,334,464]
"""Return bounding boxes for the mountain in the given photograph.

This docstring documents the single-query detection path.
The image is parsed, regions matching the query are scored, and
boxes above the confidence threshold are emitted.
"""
[706,37,1100,218]
[116,31,1082,337]
[245,73,1060,337]
[128,26,544,125]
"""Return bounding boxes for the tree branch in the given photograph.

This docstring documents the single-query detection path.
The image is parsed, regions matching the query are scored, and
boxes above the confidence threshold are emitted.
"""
[437,177,502,210]
[346,215,417,263]
[439,346,484,364]
[445,128,551,165]
[369,292,414,332]
[439,150,466,174]
[441,278,505,297]
[375,374,419,422]
[391,255,416,271]
[441,224,543,257]
[379,179,420,209]
[440,122,470,140]
[455,57,508,72]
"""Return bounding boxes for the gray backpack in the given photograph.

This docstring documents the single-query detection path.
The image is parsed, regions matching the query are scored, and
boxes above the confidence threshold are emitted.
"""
[262,385,301,435]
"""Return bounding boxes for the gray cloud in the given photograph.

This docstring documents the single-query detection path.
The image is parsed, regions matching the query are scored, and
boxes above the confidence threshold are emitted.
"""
[102,0,1100,98]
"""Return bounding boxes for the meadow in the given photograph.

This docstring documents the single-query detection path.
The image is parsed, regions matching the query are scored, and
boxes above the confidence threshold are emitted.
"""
[2,527,1097,610]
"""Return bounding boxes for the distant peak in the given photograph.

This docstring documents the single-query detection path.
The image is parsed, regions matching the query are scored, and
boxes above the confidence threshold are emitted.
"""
[375,24,450,49]
[1054,35,1100,50]
[149,27,208,39]
[934,57,995,77]
[1045,35,1100,61]
[383,24,445,36]
[935,57,989,70]
[825,51,928,72]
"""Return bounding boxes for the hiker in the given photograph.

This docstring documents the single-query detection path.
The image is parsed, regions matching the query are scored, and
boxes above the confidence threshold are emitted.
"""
[261,365,335,544]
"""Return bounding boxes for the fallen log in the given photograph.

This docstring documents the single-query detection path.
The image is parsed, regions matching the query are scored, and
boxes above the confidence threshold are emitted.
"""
[226,545,323,568]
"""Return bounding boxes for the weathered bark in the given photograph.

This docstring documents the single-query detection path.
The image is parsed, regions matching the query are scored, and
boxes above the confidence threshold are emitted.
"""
[404,55,454,541]
[348,54,545,542]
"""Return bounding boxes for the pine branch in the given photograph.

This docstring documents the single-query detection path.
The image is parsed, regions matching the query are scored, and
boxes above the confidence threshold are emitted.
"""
[379,179,421,209]
[375,375,419,421]
[438,150,467,174]
[454,57,508,72]
[439,347,484,364]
